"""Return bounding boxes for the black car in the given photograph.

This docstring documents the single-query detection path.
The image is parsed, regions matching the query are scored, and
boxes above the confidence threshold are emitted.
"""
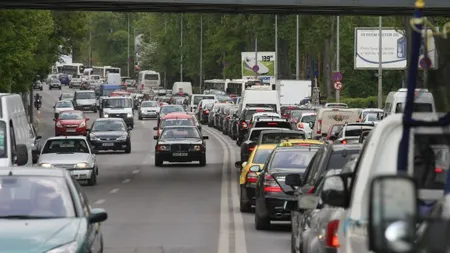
[253,145,321,230]
[236,107,275,146]
[88,118,131,153]
[154,126,208,166]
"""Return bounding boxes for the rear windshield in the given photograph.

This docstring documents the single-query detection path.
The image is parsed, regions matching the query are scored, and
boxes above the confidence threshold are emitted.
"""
[260,132,305,144]
[193,96,215,105]
[326,149,361,171]
[245,109,274,120]
[254,121,291,129]
[344,126,374,137]
[301,115,316,123]
[270,150,315,169]
[395,103,433,113]
[253,149,273,164]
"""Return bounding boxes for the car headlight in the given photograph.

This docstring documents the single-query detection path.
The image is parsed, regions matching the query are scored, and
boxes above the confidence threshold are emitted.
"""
[79,121,86,128]
[39,163,52,168]
[75,162,89,168]
[190,145,202,151]
[89,134,100,140]
[156,145,170,151]
[127,113,133,117]
[104,114,109,118]
[117,134,128,141]
[46,241,78,253]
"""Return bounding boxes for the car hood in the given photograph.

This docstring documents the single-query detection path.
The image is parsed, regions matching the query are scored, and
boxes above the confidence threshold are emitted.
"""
[91,131,126,137]
[158,139,202,145]
[39,153,91,164]
[0,218,82,252]
[141,107,160,111]
[58,119,84,125]
[76,99,96,105]
[55,108,73,113]
[103,108,132,114]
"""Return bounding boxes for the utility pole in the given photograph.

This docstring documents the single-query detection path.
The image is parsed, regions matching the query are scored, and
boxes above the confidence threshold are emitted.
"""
[254,32,258,80]
[180,14,183,82]
[89,27,92,66]
[336,16,340,102]
[377,16,383,108]
[127,13,130,77]
[275,15,278,80]
[199,15,203,91]
[296,15,299,80]
[164,15,167,88]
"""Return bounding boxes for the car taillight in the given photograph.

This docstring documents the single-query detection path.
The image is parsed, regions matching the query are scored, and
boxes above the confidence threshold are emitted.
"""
[325,220,340,248]
[246,171,258,183]
[341,140,347,144]
[242,121,247,128]
[56,121,62,128]
[204,109,209,114]
[307,186,315,194]
[317,119,322,134]
[249,146,255,152]
[435,167,443,173]
[268,122,278,126]
[297,122,304,129]
[263,174,282,192]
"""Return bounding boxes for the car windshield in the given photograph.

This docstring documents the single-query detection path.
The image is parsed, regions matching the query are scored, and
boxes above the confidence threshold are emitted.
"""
[92,121,125,132]
[141,101,158,107]
[58,112,83,120]
[193,96,215,105]
[270,150,315,169]
[260,132,305,144]
[76,92,95,99]
[161,119,194,128]
[344,126,374,137]
[103,98,132,108]
[245,109,274,121]
[161,106,184,114]
[249,130,264,142]
[160,127,200,139]
[395,102,433,113]
[364,113,382,122]
[0,176,76,218]
[56,102,72,108]
[42,139,90,154]
[327,149,361,171]
[61,94,73,99]
[252,149,273,164]
[301,115,316,123]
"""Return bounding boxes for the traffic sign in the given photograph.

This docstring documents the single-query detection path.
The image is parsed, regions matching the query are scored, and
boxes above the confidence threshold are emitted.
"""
[419,57,432,69]
[332,72,343,82]
[252,65,259,72]
[334,82,343,90]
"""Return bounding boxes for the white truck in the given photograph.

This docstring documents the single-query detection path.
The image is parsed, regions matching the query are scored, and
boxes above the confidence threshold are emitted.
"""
[106,73,121,86]
[276,80,312,105]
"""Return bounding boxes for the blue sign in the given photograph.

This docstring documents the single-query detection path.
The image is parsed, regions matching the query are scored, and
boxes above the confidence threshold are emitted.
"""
[252,65,259,72]
[419,57,432,69]
[332,72,343,82]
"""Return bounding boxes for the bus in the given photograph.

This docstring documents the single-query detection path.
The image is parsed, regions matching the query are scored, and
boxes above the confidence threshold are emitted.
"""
[83,68,93,79]
[203,79,228,92]
[226,79,270,96]
[61,63,85,78]
[138,70,161,90]
[92,66,121,78]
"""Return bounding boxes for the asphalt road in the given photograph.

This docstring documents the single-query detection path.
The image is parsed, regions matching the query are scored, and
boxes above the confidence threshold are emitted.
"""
[34,85,291,253]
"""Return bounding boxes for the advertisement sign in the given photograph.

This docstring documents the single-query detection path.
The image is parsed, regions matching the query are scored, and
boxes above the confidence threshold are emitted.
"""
[354,28,438,70]
[241,52,275,79]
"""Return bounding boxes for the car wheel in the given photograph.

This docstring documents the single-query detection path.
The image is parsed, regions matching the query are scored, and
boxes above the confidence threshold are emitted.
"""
[255,202,270,230]
[199,155,206,166]
[138,116,143,120]
[40,87,43,91]
[239,186,252,213]
[155,156,163,166]
[236,140,242,146]
[87,170,97,186]
[93,108,97,113]
[59,87,62,90]
[125,144,131,153]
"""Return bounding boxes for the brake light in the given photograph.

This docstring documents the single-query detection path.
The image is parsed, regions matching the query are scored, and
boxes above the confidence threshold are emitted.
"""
[296,143,311,146]
[204,110,209,114]
[268,122,278,126]
[263,174,282,192]
[317,120,322,134]
[341,140,347,144]
[297,122,304,129]
[242,121,248,128]
[435,167,443,173]
[249,147,255,151]
[307,186,315,194]
[256,109,265,112]
[325,220,340,248]
[246,171,258,183]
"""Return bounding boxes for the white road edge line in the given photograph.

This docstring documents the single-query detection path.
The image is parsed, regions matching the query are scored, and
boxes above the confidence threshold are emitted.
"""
[208,127,248,253]
[122,179,131,184]
[110,188,120,194]
[132,169,140,174]
[94,199,106,205]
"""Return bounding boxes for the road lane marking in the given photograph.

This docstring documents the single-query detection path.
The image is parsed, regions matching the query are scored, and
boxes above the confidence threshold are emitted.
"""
[95,199,106,205]
[110,188,120,194]
[122,179,131,184]
[132,169,140,174]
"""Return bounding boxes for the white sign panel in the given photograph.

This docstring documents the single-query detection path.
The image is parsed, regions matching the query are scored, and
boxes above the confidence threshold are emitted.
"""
[354,28,438,70]
[241,52,276,80]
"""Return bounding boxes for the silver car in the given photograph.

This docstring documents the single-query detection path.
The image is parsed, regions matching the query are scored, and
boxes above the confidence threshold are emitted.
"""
[138,100,160,120]
[37,136,98,186]
[49,79,62,90]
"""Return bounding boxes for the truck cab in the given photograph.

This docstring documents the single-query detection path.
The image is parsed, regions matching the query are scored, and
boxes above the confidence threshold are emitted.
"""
[101,97,134,129]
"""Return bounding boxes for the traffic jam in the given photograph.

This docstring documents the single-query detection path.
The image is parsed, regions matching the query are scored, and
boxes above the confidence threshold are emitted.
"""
[6,69,446,253]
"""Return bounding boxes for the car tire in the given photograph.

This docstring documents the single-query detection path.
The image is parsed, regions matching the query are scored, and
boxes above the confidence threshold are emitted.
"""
[87,169,97,186]
[93,108,97,113]
[49,87,52,90]
[155,156,163,166]
[138,116,143,120]
[40,87,43,91]
[239,187,252,213]
[255,202,270,230]
[59,87,62,90]
[199,155,206,166]
[125,144,131,154]
[236,140,242,146]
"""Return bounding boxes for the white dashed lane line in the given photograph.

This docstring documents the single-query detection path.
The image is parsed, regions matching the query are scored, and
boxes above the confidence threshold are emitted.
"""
[132,169,140,174]
[110,188,120,194]
[95,199,106,205]
[122,179,131,184]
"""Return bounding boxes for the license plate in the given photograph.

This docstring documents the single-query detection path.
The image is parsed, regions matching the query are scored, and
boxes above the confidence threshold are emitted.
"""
[66,129,76,133]
[173,153,188,157]
[102,143,114,147]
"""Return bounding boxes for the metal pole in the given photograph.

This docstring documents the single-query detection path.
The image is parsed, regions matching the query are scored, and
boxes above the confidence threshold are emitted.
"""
[377,16,383,108]
[29,89,33,124]
[275,15,278,80]
[200,15,203,91]
[127,13,130,77]
[336,16,340,102]
[180,14,183,82]
[89,28,92,66]
[254,33,258,79]
[164,15,167,88]
[296,15,299,80]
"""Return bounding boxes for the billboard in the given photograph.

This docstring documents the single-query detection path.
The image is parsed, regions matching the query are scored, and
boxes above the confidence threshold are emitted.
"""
[354,28,438,70]
[241,52,275,81]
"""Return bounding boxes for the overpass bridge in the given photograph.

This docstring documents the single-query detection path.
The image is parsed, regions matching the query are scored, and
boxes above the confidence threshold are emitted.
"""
[1,0,450,15]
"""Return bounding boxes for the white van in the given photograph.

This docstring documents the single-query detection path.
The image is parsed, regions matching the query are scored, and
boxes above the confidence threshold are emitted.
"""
[239,89,280,114]
[172,82,193,95]
[106,73,121,86]
[0,94,32,167]
[312,108,360,139]
[189,94,217,112]
[383,88,435,118]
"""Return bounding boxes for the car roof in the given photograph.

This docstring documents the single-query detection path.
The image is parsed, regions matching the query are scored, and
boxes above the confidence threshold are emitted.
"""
[162,104,183,108]
[59,110,83,114]
[254,118,288,122]
[331,143,363,151]
[259,129,293,134]
[46,136,88,141]
[75,90,94,93]
[250,127,281,132]
[246,107,274,110]
[256,144,278,150]
[94,118,124,122]
[0,167,66,177]
[162,126,197,129]
[162,113,193,119]
[274,145,321,152]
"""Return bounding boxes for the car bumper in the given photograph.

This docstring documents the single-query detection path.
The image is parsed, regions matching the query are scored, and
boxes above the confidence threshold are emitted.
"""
[76,105,96,111]
[56,128,87,136]
[91,140,129,150]
[242,184,256,205]
[263,194,296,220]
[156,151,205,162]
[50,85,61,88]
[68,168,94,180]
[140,111,158,118]
[124,117,134,126]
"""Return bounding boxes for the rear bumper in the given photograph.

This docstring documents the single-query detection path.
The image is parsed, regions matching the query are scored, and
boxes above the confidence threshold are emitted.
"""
[156,151,205,162]
[76,104,96,111]
[55,127,87,136]
[68,168,94,180]
[263,193,296,220]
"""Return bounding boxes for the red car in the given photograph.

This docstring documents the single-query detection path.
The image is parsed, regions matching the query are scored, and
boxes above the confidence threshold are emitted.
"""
[54,110,89,136]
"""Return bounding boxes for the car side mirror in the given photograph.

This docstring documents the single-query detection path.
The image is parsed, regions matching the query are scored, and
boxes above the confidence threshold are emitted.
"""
[202,136,209,140]
[368,175,417,253]
[320,174,351,208]
[298,194,319,211]
[249,165,261,172]
[15,144,28,166]
[153,136,158,140]
[285,174,302,187]
[36,136,42,140]
[88,208,108,224]
[234,161,242,169]
[153,127,158,130]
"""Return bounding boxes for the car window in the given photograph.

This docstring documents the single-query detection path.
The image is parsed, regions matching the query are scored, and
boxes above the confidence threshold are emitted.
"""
[141,101,158,107]
[92,121,125,132]
[56,101,73,108]
[161,106,184,114]
[42,139,90,154]
[76,92,95,99]
[270,150,315,169]
[344,126,374,137]
[249,129,263,142]
[301,115,316,123]
[160,128,200,139]
[161,119,194,128]
[326,149,361,171]
[252,149,273,164]
[59,112,83,120]
[0,176,76,218]
[260,132,305,144]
